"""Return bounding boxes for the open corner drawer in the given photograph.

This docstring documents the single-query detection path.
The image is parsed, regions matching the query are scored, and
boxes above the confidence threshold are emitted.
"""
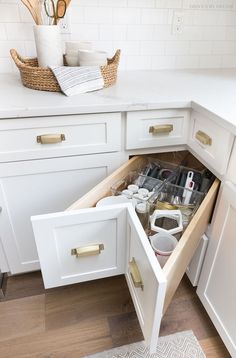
[31,152,220,353]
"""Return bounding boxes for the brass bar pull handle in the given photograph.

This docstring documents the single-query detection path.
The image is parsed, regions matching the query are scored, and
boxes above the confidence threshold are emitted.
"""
[71,244,104,258]
[149,124,173,134]
[37,134,66,144]
[195,130,212,146]
[129,258,144,290]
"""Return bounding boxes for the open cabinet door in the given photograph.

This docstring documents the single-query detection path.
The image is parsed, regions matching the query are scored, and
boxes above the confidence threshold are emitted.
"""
[125,206,167,354]
[32,203,167,353]
[31,205,129,288]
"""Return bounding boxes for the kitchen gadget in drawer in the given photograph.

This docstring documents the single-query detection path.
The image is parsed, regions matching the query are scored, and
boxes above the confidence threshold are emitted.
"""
[126,109,189,150]
[31,151,219,354]
[188,111,234,176]
[0,113,121,162]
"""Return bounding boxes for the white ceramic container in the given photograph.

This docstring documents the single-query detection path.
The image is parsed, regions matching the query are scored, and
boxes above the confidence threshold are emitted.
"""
[65,41,92,54]
[33,25,63,68]
[78,50,108,66]
[65,54,78,66]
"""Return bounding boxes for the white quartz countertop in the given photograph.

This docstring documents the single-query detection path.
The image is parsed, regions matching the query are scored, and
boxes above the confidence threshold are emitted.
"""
[1,69,236,134]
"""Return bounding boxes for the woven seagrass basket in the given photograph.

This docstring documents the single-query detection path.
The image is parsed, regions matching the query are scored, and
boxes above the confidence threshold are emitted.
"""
[10,49,121,92]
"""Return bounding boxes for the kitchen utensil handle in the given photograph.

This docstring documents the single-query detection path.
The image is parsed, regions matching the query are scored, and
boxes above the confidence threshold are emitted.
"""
[37,134,66,144]
[71,244,104,258]
[149,124,173,134]
[129,258,144,290]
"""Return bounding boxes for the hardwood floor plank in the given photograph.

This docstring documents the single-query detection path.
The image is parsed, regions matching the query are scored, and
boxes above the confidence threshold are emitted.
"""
[45,275,132,331]
[0,294,45,342]
[199,336,231,358]
[0,318,111,358]
[0,272,231,357]
[108,311,143,347]
[160,278,217,340]
[0,272,45,302]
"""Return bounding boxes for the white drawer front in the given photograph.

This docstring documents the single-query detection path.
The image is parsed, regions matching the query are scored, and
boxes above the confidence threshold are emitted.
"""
[188,111,234,175]
[126,110,189,150]
[31,206,127,288]
[0,113,121,162]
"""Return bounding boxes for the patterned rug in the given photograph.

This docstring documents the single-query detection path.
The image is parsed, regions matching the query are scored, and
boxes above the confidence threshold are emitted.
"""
[84,330,205,358]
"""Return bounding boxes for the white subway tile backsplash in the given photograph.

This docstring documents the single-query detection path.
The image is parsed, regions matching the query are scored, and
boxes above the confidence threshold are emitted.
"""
[140,41,165,55]
[226,27,236,40]
[218,11,236,26]
[165,41,190,55]
[99,25,127,40]
[151,55,175,69]
[0,40,25,56]
[125,55,152,69]
[93,40,113,55]
[0,4,20,23]
[1,0,236,73]
[128,0,155,8]
[213,40,236,54]
[127,25,153,40]
[113,40,140,55]
[6,23,34,40]
[70,24,100,40]
[181,26,203,40]
[202,26,226,40]
[141,9,169,24]
[0,57,12,72]
[84,7,112,24]
[70,7,85,23]
[77,0,98,6]
[175,55,199,68]
[156,0,182,9]
[189,41,212,54]
[113,8,141,24]
[99,0,127,7]
[199,55,222,68]
[222,54,236,67]
[0,24,7,40]
[18,3,34,23]
[153,24,175,40]
[192,10,220,26]
[24,40,36,57]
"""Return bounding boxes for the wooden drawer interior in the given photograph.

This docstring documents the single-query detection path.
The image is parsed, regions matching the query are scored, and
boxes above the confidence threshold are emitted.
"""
[67,151,220,313]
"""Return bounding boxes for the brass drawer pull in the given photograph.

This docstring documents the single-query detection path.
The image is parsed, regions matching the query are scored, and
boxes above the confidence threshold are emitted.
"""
[149,124,173,134]
[129,257,144,290]
[71,244,104,258]
[37,134,66,144]
[195,130,212,146]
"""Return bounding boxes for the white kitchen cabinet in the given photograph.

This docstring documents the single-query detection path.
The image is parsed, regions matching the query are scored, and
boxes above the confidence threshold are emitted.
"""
[0,113,121,162]
[226,139,236,184]
[197,182,236,357]
[0,153,121,274]
[31,153,219,353]
[186,234,208,287]
[0,238,9,273]
[126,109,189,150]
[188,110,234,176]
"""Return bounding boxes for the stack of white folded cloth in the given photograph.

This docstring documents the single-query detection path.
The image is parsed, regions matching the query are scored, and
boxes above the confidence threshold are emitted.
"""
[50,65,104,96]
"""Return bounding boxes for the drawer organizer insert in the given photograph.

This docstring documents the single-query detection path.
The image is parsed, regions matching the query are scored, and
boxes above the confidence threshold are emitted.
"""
[67,151,220,313]
[110,152,214,238]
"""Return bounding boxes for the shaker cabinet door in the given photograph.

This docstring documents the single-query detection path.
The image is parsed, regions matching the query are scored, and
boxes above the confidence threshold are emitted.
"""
[31,205,129,288]
[197,182,236,357]
[31,203,167,353]
[0,153,120,274]
[126,206,166,354]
